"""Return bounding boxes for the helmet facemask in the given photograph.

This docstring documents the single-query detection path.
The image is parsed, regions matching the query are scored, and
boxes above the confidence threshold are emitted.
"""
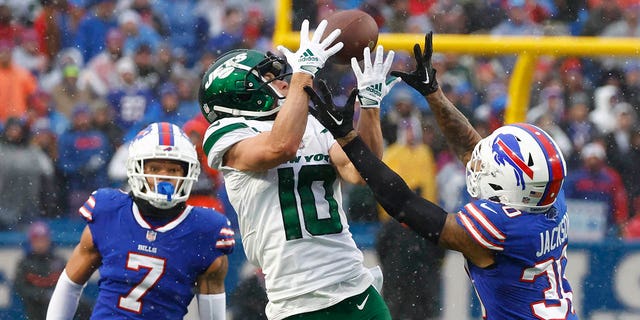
[127,123,200,210]
[128,158,199,209]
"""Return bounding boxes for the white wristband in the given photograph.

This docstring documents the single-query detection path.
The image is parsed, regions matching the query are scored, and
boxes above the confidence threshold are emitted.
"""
[197,293,226,320]
[46,269,86,320]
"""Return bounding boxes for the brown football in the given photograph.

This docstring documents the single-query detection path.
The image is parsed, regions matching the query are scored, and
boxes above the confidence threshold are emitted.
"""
[321,9,379,65]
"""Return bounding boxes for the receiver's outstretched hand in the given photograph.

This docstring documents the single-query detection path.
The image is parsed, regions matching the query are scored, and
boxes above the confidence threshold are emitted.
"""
[352,45,401,108]
[277,19,344,77]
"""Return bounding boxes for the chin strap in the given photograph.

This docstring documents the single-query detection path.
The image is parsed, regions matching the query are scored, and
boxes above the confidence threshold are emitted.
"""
[212,104,281,118]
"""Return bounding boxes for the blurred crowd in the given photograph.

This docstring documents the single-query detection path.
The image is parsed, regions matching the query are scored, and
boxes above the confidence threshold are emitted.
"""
[0,0,640,244]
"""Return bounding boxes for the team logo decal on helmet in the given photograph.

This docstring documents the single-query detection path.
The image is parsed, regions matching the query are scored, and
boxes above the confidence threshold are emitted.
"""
[204,52,250,88]
[513,123,566,207]
[492,133,534,190]
[466,123,566,212]
[199,49,289,123]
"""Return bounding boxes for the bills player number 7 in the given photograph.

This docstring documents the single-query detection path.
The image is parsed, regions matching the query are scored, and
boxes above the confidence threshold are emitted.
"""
[118,253,166,313]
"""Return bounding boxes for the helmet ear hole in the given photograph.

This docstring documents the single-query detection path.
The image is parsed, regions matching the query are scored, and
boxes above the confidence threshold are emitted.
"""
[489,183,503,191]
[237,93,252,101]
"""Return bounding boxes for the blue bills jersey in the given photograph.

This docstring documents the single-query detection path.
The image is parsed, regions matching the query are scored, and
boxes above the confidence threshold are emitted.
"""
[456,190,578,319]
[78,188,234,319]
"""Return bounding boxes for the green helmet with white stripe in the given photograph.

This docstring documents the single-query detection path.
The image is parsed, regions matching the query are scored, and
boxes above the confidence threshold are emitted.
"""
[199,49,289,123]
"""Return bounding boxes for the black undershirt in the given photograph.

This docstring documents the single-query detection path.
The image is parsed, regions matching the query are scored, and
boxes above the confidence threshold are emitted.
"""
[131,192,186,227]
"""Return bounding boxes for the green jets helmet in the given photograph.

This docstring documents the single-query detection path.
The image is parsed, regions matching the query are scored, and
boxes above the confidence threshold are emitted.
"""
[199,49,289,123]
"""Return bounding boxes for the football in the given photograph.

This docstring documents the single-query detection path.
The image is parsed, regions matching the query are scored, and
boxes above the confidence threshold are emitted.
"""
[321,9,379,65]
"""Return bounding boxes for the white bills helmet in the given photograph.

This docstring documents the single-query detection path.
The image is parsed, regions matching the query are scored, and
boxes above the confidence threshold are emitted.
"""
[127,122,200,209]
[466,123,567,213]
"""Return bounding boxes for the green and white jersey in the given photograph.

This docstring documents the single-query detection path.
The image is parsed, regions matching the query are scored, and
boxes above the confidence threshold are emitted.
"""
[203,115,372,319]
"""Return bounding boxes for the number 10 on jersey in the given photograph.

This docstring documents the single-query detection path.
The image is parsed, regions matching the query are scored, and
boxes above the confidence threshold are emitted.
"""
[278,165,344,240]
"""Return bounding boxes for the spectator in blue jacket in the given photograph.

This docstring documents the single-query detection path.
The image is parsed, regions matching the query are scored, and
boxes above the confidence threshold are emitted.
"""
[106,56,154,133]
[152,0,209,66]
[57,104,110,214]
[123,81,191,142]
[564,142,629,237]
[75,0,118,63]
[118,9,162,57]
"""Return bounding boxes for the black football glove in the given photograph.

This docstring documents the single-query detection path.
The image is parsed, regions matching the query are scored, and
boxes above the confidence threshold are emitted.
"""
[304,80,358,139]
[390,31,439,96]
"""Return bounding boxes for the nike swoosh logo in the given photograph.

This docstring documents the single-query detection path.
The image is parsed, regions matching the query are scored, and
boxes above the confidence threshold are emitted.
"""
[480,202,497,214]
[327,112,343,126]
[356,294,369,310]
[422,69,430,84]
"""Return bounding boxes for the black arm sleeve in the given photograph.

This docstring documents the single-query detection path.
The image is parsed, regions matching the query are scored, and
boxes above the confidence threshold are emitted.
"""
[342,137,448,244]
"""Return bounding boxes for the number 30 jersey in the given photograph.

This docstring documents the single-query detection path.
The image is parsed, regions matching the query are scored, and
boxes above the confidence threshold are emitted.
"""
[456,190,578,319]
[79,188,234,319]
[204,115,373,320]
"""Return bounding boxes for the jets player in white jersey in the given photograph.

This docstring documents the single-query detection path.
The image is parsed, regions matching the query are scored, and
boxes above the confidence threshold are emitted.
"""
[198,19,399,319]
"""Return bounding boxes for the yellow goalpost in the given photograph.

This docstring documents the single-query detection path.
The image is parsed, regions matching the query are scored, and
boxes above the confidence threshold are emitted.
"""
[273,0,640,123]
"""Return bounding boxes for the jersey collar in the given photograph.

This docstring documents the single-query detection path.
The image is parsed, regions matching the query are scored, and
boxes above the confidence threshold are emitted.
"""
[132,202,192,232]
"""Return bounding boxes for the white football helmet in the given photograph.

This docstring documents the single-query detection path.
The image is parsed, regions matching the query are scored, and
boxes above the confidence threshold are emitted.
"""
[466,123,567,213]
[127,122,200,209]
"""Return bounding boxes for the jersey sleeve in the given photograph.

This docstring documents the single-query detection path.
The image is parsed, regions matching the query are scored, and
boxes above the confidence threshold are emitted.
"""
[214,217,235,255]
[77,188,128,222]
[202,117,260,170]
[192,208,236,260]
[77,191,98,222]
[455,199,507,251]
[77,188,130,252]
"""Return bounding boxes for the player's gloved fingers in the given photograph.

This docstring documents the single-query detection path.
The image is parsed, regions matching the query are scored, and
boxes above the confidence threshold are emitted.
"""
[413,43,424,71]
[317,80,334,104]
[360,46,371,71]
[430,68,438,84]
[345,88,359,115]
[351,57,364,79]
[311,19,328,43]
[299,20,310,43]
[304,85,324,108]
[320,28,341,49]
[424,31,433,62]
[276,45,292,57]
[382,50,395,74]
[325,42,344,57]
[390,70,409,79]
[373,45,384,69]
